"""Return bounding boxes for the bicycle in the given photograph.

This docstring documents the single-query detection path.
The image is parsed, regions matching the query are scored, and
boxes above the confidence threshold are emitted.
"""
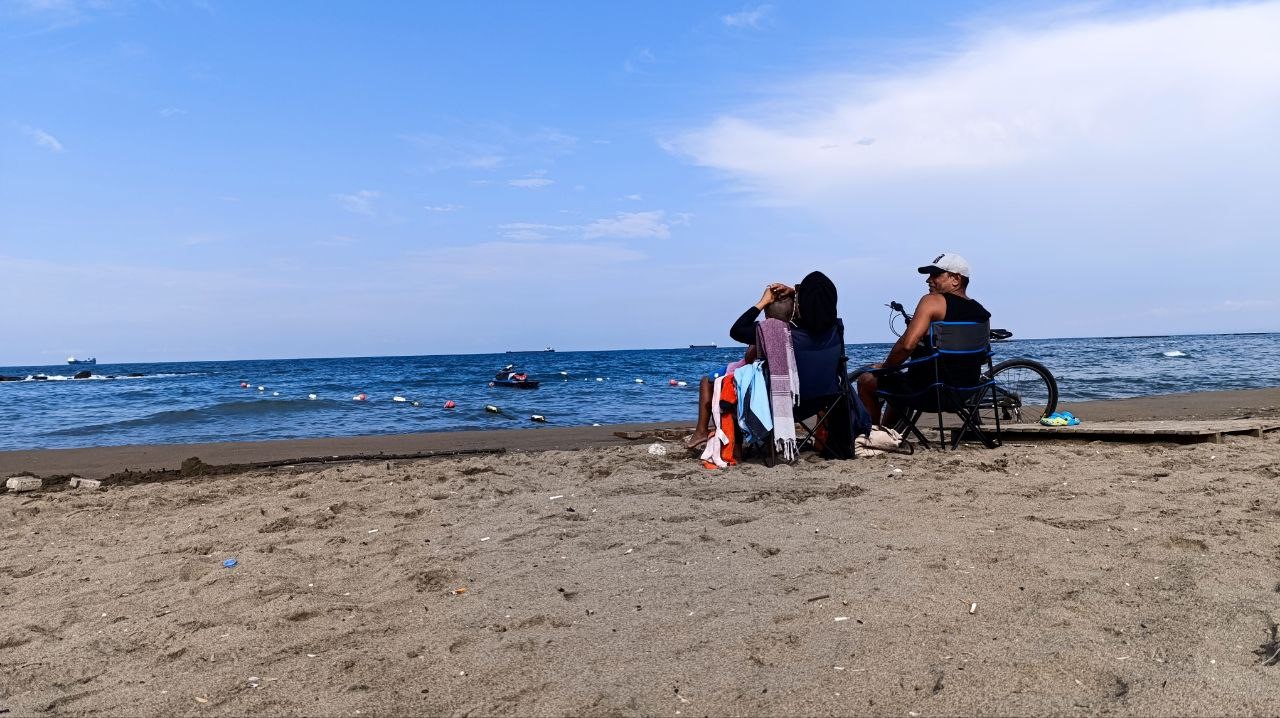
[883,300,1059,424]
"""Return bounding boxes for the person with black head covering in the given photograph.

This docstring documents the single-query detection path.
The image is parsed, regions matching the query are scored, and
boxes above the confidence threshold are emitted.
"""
[728,271,838,344]
[727,271,860,459]
[793,271,838,336]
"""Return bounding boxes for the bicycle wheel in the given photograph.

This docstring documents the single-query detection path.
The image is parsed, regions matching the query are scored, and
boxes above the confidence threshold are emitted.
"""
[982,358,1058,423]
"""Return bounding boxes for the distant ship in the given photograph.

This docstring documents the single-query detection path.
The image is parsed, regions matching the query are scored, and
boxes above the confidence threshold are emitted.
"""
[689,344,717,349]
[67,356,97,365]
[505,347,556,353]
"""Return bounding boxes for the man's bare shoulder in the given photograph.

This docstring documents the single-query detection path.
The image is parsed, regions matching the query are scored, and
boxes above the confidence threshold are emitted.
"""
[915,293,947,318]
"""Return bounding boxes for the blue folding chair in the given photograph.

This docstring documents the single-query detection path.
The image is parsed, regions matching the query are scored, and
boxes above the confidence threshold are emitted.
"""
[872,321,1001,450]
[758,319,870,462]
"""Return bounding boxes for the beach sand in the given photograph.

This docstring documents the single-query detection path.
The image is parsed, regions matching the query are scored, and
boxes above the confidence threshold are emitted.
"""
[2,389,1280,716]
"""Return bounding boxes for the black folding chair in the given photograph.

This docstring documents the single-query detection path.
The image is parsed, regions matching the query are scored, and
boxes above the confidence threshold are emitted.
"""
[873,321,1001,450]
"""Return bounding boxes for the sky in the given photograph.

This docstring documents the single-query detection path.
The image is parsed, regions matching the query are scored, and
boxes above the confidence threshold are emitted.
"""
[3,0,1278,364]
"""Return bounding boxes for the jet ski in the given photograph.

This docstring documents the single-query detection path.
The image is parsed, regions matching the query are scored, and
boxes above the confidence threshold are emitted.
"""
[490,365,540,389]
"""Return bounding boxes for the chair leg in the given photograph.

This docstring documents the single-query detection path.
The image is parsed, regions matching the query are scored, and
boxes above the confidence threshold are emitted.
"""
[951,390,1000,449]
[898,409,932,449]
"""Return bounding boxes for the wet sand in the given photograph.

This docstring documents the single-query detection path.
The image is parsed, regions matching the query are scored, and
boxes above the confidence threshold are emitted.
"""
[2,389,1279,716]
[3,388,1277,480]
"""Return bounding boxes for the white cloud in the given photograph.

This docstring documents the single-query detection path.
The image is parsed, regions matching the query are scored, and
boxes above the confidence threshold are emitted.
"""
[498,210,677,241]
[723,5,771,29]
[399,133,506,171]
[19,125,64,152]
[424,204,463,213]
[672,3,1280,204]
[624,48,656,73]
[497,222,572,241]
[315,235,358,247]
[333,189,380,216]
[622,193,643,201]
[583,211,671,240]
[181,233,221,246]
[1221,298,1278,312]
[403,241,644,283]
[508,171,556,189]
[400,127,577,173]
[159,107,188,118]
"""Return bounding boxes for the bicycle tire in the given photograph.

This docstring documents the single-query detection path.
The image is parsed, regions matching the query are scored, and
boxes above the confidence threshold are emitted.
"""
[984,358,1058,423]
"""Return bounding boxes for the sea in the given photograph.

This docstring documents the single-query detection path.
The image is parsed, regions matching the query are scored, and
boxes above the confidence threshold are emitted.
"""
[1,333,1277,452]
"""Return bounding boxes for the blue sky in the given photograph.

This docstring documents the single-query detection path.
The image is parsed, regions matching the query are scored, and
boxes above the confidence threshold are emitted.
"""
[3,0,1278,364]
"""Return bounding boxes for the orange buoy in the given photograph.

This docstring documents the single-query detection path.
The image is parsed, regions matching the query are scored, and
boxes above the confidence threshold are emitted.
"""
[669,379,678,386]
[240,381,249,388]
[353,392,368,401]
[443,400,456,409]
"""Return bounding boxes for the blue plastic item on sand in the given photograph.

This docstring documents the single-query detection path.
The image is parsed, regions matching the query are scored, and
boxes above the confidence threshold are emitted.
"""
[223,558,238,568]
[1039,411,1081,427]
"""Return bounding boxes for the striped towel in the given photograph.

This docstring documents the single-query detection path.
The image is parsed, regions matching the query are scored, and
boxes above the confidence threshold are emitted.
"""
[756,318,799,461]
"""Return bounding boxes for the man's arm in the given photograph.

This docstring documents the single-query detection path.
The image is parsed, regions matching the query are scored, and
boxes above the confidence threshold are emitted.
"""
[730,282,792,345]
[882,294,946,369]
[729,306,762,345]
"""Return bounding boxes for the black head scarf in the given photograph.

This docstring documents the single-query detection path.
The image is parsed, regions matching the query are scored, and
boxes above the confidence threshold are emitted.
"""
[794,271,838,334]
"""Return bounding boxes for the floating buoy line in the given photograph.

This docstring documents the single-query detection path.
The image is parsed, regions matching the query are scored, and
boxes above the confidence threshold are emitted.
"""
[230,370,695,426]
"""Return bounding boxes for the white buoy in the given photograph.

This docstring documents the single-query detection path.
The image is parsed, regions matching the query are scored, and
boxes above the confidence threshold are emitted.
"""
[485,404,500,413]
[308,393,317,400]
[596,377,603,382]
[272,391,280,396]
[257,386,265,391]
[393,396,407,403]
[411,401,420,407]
[530,414,546,422]
[676,381,687,387]
[634,378,644,384]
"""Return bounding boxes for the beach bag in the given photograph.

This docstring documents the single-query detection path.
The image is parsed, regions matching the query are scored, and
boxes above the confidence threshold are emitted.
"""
[854,426,906,457]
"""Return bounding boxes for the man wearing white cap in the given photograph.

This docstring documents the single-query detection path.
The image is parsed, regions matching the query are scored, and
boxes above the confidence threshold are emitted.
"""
[855,253,991,427]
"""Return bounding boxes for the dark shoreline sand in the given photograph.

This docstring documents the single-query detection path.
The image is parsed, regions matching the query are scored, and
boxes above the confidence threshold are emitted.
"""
[3,388,1278,480]
[2,388,1279,716]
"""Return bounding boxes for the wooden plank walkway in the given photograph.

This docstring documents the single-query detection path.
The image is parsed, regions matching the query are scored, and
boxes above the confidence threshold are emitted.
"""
[997,419,1280,444]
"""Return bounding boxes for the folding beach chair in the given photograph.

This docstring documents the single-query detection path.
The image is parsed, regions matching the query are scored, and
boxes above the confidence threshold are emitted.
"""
[873,321,1001,450]
[758,319,868,462]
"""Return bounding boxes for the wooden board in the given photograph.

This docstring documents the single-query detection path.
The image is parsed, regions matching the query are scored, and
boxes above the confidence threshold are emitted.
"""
[996,419,1280,444]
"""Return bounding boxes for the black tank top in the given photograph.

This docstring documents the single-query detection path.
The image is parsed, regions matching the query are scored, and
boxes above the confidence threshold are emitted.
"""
[908,294,991,387]
[942,293,990,323]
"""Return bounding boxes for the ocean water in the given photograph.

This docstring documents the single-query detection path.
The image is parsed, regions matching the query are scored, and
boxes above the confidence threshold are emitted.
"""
[1,333,1277,451]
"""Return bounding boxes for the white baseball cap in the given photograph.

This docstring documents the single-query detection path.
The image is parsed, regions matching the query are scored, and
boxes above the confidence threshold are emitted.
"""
[917,252,971,278]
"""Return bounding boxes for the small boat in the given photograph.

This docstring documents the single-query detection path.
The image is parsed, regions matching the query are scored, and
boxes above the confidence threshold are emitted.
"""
[67,356,97,365]
[689,344,717,349]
